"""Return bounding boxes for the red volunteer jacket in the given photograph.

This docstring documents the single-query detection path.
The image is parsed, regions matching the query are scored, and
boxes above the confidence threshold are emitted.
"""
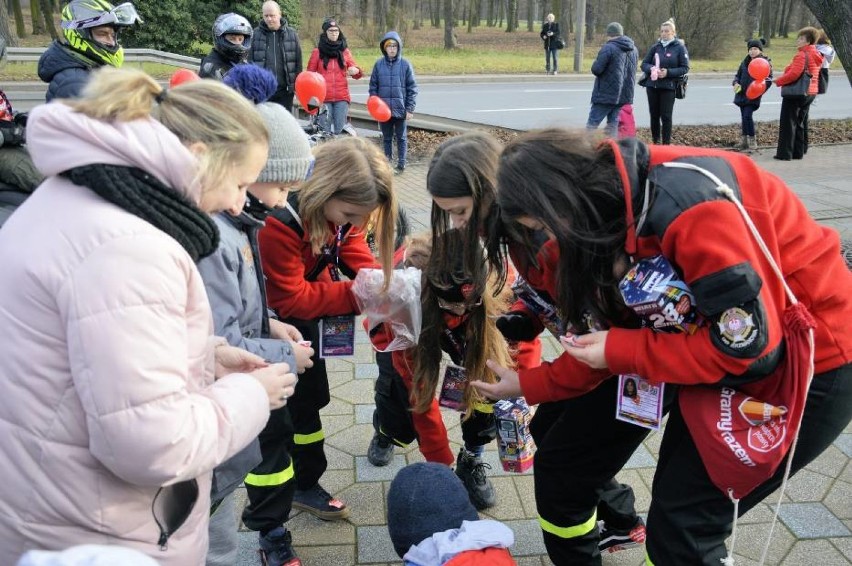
[259,196,378,319]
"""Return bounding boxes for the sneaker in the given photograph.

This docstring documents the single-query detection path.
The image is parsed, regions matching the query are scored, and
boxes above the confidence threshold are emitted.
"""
[598,517,646,554]
[395,164,406,174]
[259,527,301,566]
[368,432,394,467]
[455,449,497,510]
[292,483,350,520]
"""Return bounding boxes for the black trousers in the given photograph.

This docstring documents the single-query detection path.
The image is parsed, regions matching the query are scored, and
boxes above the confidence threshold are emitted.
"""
[373,351,497,449]
[532,378,675,565]
[241,405,296,533]
[373,351,417,446]
[647,363,852,566]
[775,94,815,159]
[269,89,295,114]
[284,318,331,490]
[646,87,677,144]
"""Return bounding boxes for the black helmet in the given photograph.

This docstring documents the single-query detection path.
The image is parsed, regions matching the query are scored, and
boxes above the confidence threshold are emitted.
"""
[61,0,142,67]
[213,13,253,62]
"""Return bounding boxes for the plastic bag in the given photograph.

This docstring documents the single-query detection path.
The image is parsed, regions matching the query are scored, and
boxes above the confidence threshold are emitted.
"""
[351,267,422,352]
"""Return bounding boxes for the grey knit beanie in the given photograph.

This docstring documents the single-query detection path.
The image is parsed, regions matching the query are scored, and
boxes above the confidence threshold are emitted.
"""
[386,462,479,558]
[606,22,624,37]
[254,102,314,183]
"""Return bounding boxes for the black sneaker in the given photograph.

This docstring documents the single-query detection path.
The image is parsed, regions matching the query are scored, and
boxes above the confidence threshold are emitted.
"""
[292,483,350,521]
[259,527,301,566]
[368,432,394,467]
[395,164,405,174]
[598,517,646,554]
[455,449,497,510]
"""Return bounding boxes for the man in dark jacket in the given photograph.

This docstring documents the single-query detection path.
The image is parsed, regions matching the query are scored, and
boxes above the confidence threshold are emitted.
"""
[586,22,638,137]
[37,0,140,102]
[250,1,303,112]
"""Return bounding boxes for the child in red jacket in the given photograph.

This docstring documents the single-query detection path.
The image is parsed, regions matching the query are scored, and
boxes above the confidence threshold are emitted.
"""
[258,136,397,521]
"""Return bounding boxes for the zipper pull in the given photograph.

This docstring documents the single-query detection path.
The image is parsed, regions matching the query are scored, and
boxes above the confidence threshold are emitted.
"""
[158,530,169,551]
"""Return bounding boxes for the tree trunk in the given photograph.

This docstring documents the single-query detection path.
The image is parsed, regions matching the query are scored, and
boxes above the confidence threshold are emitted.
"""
[40,0,58,39]
[744,0,759,40]
[506,0,518,31]
[759,0,772,46]
[585,0,594,43]
[803,0,852,86]
[0,0,18,46]
[573,0,585,71]
[487,0,495,26]
[444,0,458,48]
[32,0,45,35]
[525,0,532,30]
[779,0,794,37]
[360,0,369,26]
[498,0,504,28]
[11,0,26,38]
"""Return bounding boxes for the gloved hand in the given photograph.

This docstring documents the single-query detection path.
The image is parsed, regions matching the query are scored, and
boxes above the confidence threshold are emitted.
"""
[0,121,26,147]
[495,311,539,342]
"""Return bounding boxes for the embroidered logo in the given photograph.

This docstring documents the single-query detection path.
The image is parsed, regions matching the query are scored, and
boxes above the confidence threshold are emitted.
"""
[241,244,254,264]
[716,307,758,350]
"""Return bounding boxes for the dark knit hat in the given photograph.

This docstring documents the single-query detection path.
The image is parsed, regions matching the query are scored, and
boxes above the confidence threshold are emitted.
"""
[606,22,624,37]
[254,103,314,183]
[747,38,766,51]
[322,18,339,31]
[386,463,479,558]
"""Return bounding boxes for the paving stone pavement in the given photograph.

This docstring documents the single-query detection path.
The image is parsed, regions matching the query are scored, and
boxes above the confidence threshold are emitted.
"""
[231,143,852,565]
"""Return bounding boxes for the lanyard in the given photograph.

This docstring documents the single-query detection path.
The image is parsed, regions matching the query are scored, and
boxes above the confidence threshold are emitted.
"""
[442,326,466,365]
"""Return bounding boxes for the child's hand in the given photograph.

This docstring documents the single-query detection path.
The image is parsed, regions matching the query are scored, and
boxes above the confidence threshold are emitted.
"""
[348,66,360,76]
[270,319,303,342]
[560,331,610,369]
[405,112,413,120]
[469,360,523,400]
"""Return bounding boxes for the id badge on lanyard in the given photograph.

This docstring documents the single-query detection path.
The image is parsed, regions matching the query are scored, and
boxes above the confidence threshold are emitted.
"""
[615,374,665,430]
[319,226,356,358]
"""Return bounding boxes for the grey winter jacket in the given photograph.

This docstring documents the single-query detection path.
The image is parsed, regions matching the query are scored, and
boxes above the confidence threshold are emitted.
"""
[591,35,639,105]
[37,41,99,102]
[250,18,303,93]
[197,209,297,502]
[368,31,418,119]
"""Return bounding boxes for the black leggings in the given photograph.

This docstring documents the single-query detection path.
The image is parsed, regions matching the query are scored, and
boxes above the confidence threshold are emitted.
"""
[646,87,677,144]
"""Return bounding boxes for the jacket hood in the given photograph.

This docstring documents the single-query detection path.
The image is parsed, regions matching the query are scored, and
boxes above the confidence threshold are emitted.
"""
[37,41,96,83]
[380,31,403,58]
[27,102,201,203]
[403,520,514,565]
[610,35,635,52]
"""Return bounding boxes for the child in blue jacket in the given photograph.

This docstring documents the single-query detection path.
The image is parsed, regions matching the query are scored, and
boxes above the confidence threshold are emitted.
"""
[369,31,418,173]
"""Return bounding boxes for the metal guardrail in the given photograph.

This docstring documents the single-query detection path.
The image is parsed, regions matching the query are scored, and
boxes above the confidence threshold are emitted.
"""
[7,47,201,68]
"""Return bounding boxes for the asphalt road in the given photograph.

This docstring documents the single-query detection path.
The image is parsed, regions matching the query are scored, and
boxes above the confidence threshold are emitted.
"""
[350,76,852,130]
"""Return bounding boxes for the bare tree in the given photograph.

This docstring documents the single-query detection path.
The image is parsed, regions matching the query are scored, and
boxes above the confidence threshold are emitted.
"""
[32,0,45,35]
[40,0,59,39]
[444,0,458,47]
[506,0,519,31]
[803,0,852,85]
[11,0,26,38]
[1,0,18,47]
[743,0,759,40]
[527,0,534,31]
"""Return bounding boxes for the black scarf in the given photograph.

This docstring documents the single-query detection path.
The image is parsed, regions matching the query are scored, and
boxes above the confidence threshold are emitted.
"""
[317,32,347,70]
[63,164,219,262]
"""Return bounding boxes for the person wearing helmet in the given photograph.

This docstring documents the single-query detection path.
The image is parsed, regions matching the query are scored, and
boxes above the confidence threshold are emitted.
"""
[37,0,141,102]
[1,36,44,225]
[199,13,253,81]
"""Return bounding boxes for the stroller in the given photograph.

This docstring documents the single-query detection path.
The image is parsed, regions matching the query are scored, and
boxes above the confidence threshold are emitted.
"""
[302,103,357,146]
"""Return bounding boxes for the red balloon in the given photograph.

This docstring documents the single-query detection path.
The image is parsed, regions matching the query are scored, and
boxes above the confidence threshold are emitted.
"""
[367,95,392,122]
[169,68,200,88]
[746,80,767,100]
[747,57,771,82]
[295,72,327,115]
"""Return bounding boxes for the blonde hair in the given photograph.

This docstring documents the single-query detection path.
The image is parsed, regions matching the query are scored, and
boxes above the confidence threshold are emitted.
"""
[661,18,676,32]
[69,67,269,201]
[298,137,397,289]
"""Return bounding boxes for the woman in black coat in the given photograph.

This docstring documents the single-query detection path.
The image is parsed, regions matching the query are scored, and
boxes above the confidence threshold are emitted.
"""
[639,18,689,144]
[540,14,561,75]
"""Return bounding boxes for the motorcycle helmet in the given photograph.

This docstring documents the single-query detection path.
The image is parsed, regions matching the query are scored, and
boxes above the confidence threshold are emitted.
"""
[61,0,142,67]
[213,13,253,62]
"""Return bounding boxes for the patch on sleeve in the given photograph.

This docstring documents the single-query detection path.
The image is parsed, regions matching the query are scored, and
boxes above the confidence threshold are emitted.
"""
[710,300,767,359]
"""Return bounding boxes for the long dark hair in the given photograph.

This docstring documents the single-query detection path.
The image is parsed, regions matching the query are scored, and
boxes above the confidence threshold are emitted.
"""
[426,131,509,289]
[497,129,628,330]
